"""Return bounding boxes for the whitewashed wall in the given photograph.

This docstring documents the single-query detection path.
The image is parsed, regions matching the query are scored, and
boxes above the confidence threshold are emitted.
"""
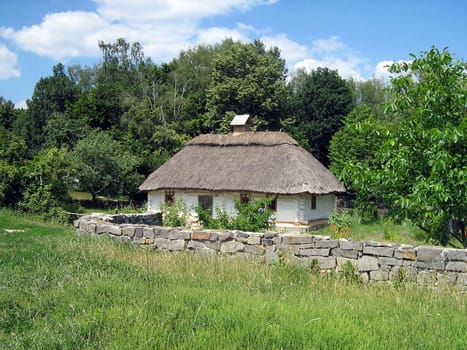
[148,190,336,223]
[304,194,336,221]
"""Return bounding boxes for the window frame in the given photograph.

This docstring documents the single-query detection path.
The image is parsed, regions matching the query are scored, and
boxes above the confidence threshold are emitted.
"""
[240,193,250,206]
[311,194,317,210]
[165,190,175,205]
[198,194,214,216]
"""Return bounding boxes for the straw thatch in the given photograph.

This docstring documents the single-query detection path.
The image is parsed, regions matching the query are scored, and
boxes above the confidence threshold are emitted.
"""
[139,131,345,195]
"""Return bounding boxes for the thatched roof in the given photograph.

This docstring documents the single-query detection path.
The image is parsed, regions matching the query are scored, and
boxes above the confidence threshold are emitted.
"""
[139,131,345,195]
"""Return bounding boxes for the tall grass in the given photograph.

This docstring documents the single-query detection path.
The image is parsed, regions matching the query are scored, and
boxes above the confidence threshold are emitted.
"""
[0,209,465,349]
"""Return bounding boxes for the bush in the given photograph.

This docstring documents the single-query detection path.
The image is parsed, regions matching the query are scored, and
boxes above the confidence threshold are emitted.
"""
[196,196,275,232]
[328,208,352,237]
[160,199,188,227]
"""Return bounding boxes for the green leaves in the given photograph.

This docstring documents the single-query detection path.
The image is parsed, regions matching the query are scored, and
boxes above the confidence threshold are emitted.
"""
[332,47,466,247]
[71,132,143,201]
[206,40,287,132]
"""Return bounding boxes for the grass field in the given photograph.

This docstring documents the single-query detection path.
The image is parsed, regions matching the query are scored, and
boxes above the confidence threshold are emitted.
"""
[0,209,465,349]
[318,218,428,245]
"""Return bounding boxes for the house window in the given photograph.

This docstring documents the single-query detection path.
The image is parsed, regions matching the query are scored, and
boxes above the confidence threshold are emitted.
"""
[165,190,174,205]
[311,194,317,210]
[240,193,250,206]
[198,195,213,215]
[267,195,278,212]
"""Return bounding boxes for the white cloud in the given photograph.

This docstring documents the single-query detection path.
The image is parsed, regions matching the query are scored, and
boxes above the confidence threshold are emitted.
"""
[197,26,250,45]
[374,60,393,81]
[261,34,308,63]
[0,0,277,62]
[0,43,20,79]
[95,0,278,23]
[285,35,372,80]
[373,60,412,81]
[311,35,346,54]
[294,56,365,80]
[14,99,27,109]
[1,12,108,60]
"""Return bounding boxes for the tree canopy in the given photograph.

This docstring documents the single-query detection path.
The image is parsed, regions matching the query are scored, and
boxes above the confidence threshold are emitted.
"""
[287,67,355,166]
[331,47,466,247]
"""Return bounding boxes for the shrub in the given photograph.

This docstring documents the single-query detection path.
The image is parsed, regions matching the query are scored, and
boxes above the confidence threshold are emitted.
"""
[230,197,274,232]
[196,196,275,232]
[328,208,352,237]
[160,199,188,227]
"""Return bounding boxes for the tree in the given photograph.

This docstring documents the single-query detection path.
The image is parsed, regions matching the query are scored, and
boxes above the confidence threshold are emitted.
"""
[0,97,17,129]
[26,63,79,151]
[0,127,27,207]
[329,105,390,222]
[205,39,287,132]
[71,132,143,201]
[19,147,75,222]
[349,77,389,117]
[287,67,355,166]
[344,47,466,247]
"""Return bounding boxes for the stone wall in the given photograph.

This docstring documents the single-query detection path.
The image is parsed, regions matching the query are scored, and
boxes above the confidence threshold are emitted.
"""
[75,214,466,290]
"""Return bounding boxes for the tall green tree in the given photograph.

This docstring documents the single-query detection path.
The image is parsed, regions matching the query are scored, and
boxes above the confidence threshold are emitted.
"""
[349,77,389,116]
[329,105,391,222]
[340,47,466,247]
[0,127,27,207]
[206,39,287,132]
[287,67,355,166]
[19,147,75,222]
[71,132,143,201]
[0,97,17,129]
[26,63,79,151]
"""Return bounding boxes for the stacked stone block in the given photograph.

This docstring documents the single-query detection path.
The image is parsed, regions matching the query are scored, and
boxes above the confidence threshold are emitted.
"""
[75,214,467,290]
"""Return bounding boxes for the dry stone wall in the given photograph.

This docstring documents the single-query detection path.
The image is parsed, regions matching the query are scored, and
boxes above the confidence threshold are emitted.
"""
[75,214,466,290]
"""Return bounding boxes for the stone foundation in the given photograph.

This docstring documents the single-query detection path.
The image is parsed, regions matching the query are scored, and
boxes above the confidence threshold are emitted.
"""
[75,214,466,290]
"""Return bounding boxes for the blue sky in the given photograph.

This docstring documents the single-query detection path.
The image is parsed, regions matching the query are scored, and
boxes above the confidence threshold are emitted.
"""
[1,0,466,108]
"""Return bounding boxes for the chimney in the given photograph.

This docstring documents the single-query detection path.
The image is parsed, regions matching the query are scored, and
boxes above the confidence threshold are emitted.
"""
[230,114,252,135]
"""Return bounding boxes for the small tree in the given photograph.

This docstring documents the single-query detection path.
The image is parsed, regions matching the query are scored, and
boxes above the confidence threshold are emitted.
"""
[343,47,466,247]
[71,132,142,201]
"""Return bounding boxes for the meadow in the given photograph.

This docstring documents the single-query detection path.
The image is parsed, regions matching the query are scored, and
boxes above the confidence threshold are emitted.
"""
[0,209,465,349]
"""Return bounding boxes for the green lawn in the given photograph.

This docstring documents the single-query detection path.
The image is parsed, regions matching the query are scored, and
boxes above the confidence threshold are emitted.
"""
[318,218,428,245]
[0,209,465,349]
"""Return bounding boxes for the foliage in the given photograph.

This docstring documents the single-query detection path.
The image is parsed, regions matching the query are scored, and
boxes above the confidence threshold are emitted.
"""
[287,67,355,165]
[205,39,287,132]
[18,147,77,222]
[197,196,275,232]
[197,205,230,229]
[0,97,17,129]
[338,261,363,285]
[230,197,275,231]
[328,208,353,237]
[338,47,466,247]
[0,211,465,349]
[70,131,143,201]
[0,127,27,207]
[160,199,189,227]
[25,63,80,151]
[349,77,389,116]
[393,267,407,289]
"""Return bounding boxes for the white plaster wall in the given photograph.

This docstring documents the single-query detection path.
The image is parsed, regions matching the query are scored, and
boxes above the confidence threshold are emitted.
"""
[276,196,298,223]
[213,192,237,217]
[304,194,336,221]
[147,191,164,212]
[148,190,335,223]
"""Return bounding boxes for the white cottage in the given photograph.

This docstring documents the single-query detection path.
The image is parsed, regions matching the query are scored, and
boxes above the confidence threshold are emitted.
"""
[139,116,345,230]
